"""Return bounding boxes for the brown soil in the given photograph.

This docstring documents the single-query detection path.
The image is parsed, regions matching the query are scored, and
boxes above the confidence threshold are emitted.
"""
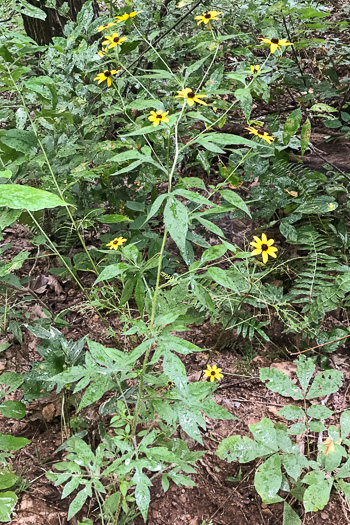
[2,220,350,524]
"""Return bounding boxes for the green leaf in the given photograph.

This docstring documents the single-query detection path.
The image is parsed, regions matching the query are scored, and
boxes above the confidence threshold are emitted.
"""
[0,171,12,179]
[196,217,224,237]
[306,370,343,400]
[164,197,189,264]
[219,190,251,217]
[277,405,304,421]
[0,185,66,211]
[200,399,238,420]
[303,479,332,513]
[283,108,302,145]
[174,189,213,207]
[0,129,37,155]
[310,103,337,112]
[178,408,203,444]
[307,405,333,420]
[340,411,350,438]
[254,454,283,504]
[283,454,308,480]
[78,376,113,411]
[300,118,311,156]
[0,433,30,452]
[207,267,240,292]
[0,472,18,490]
[0,491,17,522]
[97,214,131,223]
[134,473,151,522]
[249,418,279,452]
[68,487,89,520]
[260,368,303,400]
[234,88,252,121]
[191,281,215,311]
[93,263,128,285]
[195,132,268,150]
[308,421,325,432]
[283,503,301,525]
[296,356,315,394]
[16,0,46,19]
[335,458,350,479]
[163,352,187,394]
[217,435,271,463]
[200,244,227,264]
[134,277,144,316]
[0,401,26,419]
[288,422,306,435]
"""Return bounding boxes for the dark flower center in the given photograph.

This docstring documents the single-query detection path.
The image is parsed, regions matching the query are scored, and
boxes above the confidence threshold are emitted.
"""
[156,113,163,119]
[204,12,211,19]
[104,70,111,77]
[253,67,258,72]
[261,244,269,251]
[112,239,119,244]
[271,38,279,44]
[187,90,195,98]
[211,370,216,376]
[114,37,119,42]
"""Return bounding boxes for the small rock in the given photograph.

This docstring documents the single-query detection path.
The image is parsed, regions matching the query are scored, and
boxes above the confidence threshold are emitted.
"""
[321,512,329,520]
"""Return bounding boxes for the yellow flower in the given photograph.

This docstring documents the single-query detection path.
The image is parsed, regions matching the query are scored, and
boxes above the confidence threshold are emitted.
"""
[203,364,223,382]
[97,22,117,32]
[148,110,170,126]
[259,37,293,54]
[250,65,260,74]
[102,33,127,49]
[245,126,275,145]
[98,47,107,56]
[106,236,127,250]
[194,10,222,25]
[175,88,208,106]
[250,233,277,264]
[115,11,143,22]
[94,69,119,87]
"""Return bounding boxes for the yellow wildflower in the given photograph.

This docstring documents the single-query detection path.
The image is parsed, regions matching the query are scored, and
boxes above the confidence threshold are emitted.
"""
[194,10,222,25]
[250,65,260,74]
[102,33,127,49]
[115,10,143,22]
[259,37,293,54]
[94,69,119,87]
[245,126,275,145]
[106,236,127,250]
[250,233,277,264]
[203,364,223,382]
[148,110,169,126]
[98,47,107,57]
[97,22,117,32]
[175,88,208,106]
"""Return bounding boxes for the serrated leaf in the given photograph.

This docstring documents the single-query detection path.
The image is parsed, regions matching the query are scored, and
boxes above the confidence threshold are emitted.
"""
[219,189,251,217]
[68,487,89,520]
[303,479,332,513]
[283,108,302,145]
[296,356,315,393]
[300,118,311,156]
[283,502,301,525]
[164,197,189,264]
[277,405,304,421]
[260,368,303,400]
[0,433,30,451]
[216,435,271,463]
[255,454,283,504]
[249,418,279,452]
[306,370,343,400]
[0,491,17,522]
[307,405,333,420]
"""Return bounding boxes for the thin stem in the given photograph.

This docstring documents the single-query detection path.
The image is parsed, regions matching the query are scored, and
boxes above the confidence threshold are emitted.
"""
[5,65,99,275]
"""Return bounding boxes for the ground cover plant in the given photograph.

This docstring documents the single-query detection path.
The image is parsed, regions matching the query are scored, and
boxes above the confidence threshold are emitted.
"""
[0,0,350,522]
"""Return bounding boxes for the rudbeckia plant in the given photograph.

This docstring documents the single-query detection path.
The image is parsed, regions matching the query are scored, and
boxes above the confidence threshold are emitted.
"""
[102,33,127,49]
[94,69,119,86]
[175,88,208,106]
[194,10,222,25]
[259,37,293,54]
[250,233,278,263]
[148,110,170,126]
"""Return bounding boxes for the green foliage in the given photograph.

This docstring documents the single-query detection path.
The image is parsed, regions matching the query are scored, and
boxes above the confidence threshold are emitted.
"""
[217,357,350,522]
[0,0,349,521]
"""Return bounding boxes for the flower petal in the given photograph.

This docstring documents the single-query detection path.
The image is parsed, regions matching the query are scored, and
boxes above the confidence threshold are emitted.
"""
[261,233,267,243]
[262,251,268,264]
[251,249,262,256]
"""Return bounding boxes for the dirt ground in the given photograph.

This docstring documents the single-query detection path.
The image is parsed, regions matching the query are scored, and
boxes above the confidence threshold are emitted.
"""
[1,221,350,525]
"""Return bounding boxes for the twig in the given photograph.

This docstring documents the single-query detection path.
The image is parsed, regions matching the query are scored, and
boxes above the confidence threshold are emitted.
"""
[282,16,307,88]
[290,333,350,355]
[2,281,53,314]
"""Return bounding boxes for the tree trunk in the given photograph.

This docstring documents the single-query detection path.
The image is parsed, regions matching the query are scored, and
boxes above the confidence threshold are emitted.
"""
[22,0,99,45]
